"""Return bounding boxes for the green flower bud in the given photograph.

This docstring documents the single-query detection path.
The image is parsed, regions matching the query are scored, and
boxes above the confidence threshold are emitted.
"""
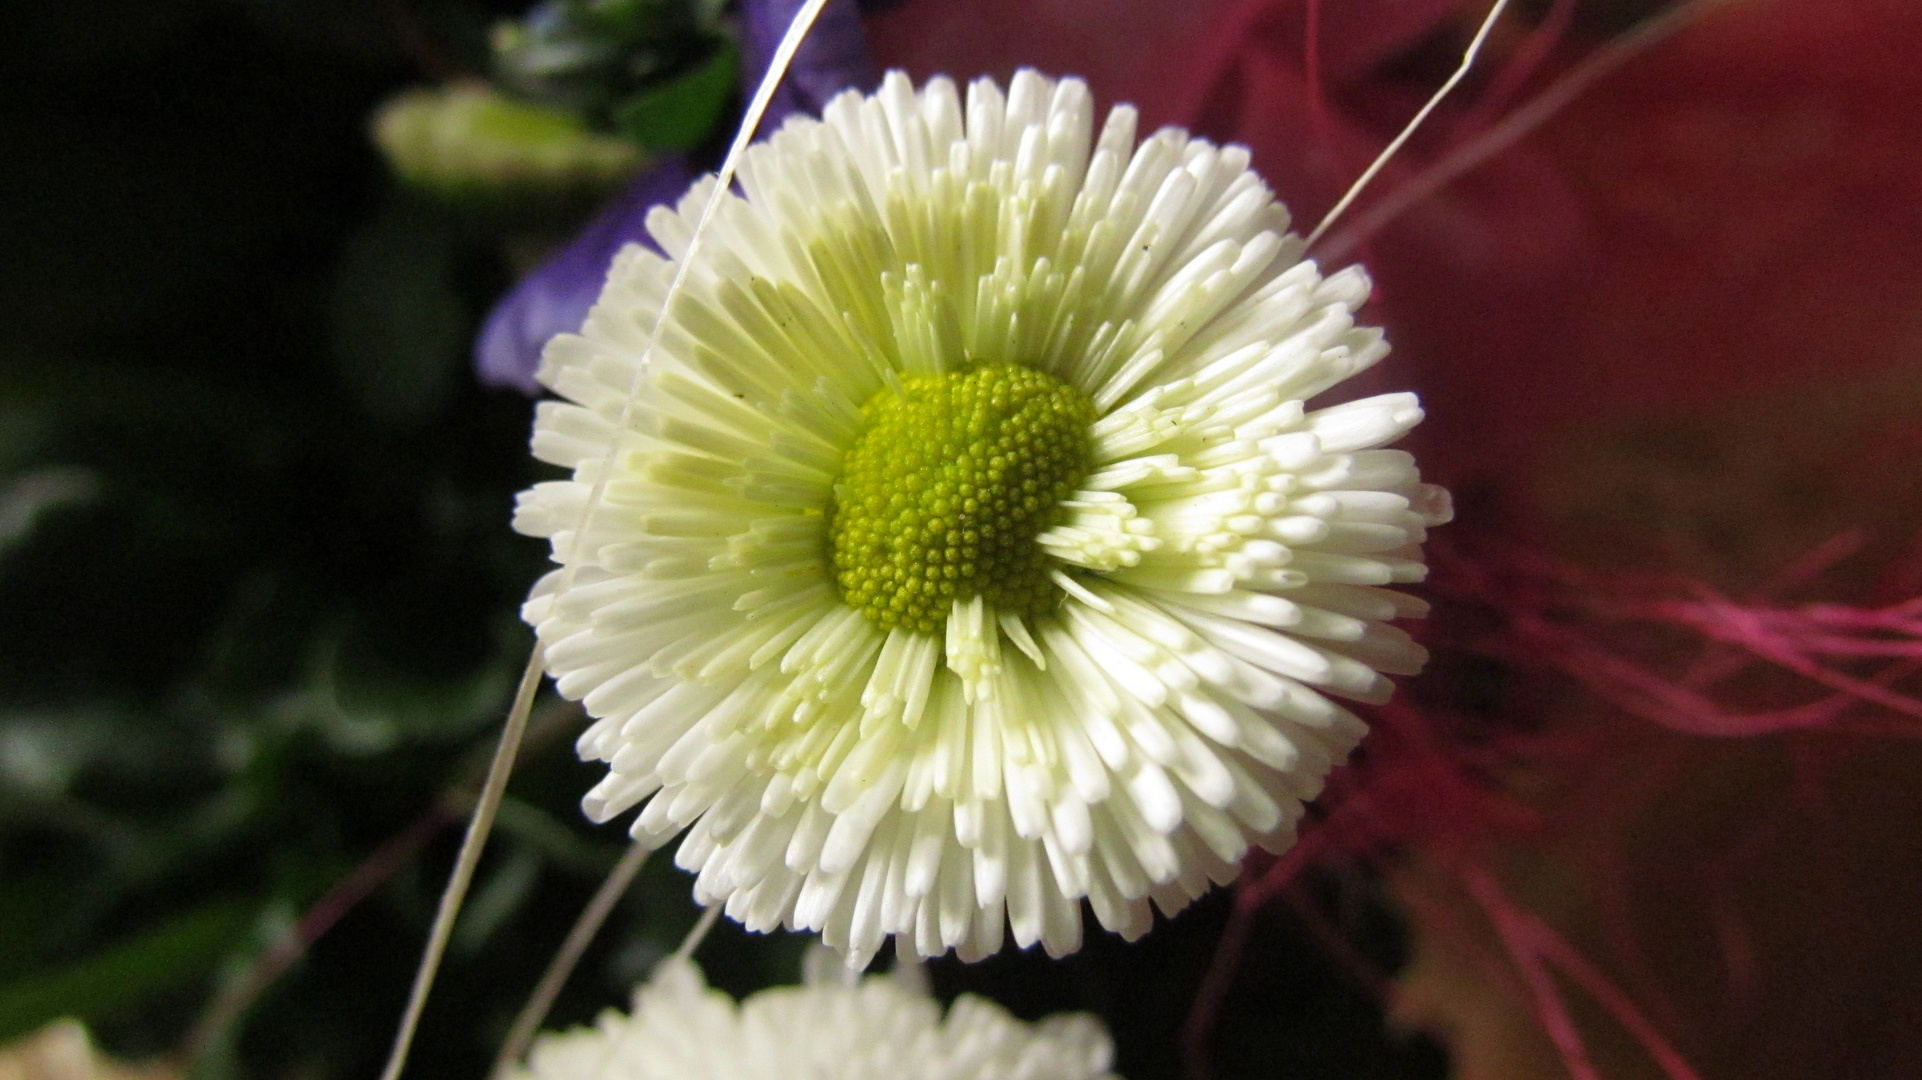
[370,82,644,215]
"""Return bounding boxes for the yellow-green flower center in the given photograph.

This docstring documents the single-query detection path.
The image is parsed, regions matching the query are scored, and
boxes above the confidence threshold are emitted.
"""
[827,365,1095,633]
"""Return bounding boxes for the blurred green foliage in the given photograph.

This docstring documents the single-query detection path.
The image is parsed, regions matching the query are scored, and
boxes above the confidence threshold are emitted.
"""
[492,0,736,145]
[610,37,739,151]
[0,4,1443,1079]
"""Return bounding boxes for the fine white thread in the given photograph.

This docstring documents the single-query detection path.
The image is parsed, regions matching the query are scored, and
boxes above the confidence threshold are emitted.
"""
[1305,0,1511,249]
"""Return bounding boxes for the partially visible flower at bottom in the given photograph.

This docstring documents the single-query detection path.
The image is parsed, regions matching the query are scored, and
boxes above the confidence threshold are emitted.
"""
[506,953,1119,1080]
[0,1021,176,1080]
[516,70,1447,965]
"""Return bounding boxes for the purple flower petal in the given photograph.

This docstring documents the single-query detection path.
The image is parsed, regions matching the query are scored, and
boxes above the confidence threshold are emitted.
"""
[475,156,693,393]
[476,0,880,394]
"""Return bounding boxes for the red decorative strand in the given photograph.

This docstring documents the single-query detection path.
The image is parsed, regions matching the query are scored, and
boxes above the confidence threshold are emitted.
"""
[1182,526,1921,1079]
[1461,864,1705,1080]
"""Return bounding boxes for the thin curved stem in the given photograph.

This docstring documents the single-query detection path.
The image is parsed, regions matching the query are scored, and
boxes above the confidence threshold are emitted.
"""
[672,904,724,964]
[1316,0,1734,263]
[177,806,458,1070]
[378,647,546,1080]
[489,842,653,1080]
[1305,0,1511,250]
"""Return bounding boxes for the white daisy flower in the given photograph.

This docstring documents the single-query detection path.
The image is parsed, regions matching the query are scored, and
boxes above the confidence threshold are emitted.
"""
[516,69,1449,965]
[507,953,1118,1080]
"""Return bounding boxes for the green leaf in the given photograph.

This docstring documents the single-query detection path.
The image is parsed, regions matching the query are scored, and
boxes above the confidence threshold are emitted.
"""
[610,38,738,152]
[316,618,519,750]
[491,796,624,875]
[0,900,253,1042]
[451,844,542,955]
[0,875,77,982]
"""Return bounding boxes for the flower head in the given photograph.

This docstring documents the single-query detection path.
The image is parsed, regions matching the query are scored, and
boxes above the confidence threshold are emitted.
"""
[508,953,1117,1080]
[515,70,1449,964]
